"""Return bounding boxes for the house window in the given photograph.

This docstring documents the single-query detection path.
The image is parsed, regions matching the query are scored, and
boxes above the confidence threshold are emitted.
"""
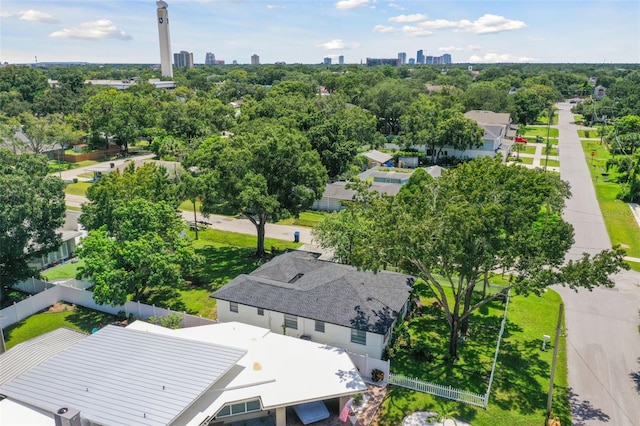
[257,308,264,316]
[229,302,238,313]
[351,328,367,345]
[315,320,325,333]
[284,314,298,330]
[215,399,261,418]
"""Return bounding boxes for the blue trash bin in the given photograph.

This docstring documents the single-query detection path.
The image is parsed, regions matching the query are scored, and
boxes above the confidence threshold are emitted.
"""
[294,231,300,243]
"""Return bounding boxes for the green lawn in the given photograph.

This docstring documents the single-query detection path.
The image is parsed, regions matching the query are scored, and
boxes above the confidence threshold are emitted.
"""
[520,126,559,138]
[522,145,537,155]
[64,181,92,197]
[41,259,85,281]
[577,129,599,138]
[543,159,561,168]
[374,289,569,426]
[178,199,203,213]
[48,160,100,174]
[573,115,583,123]
[507,156,533,165]
[178,228,303,318]
[277,211,328,228]
[581,140,640,258]
[3,304,117,350]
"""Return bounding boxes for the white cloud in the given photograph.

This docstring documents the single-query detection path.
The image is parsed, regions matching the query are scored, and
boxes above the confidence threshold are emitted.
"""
[316,39,360,50]
[1,9,59,23]
[458,14,526,34]
[468,52,536,63]
[49,20,132,41]
[388,3,405,10]
[438,45,482,52]
[418,19,460,30]
[401,25,433,37]
[389,13,426,23]
[335,0,370,11]
[372,24,397,33]
[266,4,284,9]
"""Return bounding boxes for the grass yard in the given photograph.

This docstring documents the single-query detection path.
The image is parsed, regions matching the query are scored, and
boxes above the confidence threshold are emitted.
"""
[178,228,303,318]
[374,289,569,426]
[520,126,559,138]
[3,303,118,350]
[543,159,561,168]
[522,145,537,155]
[48,160,100,174]
[178,199,203,213]
[581,140,640,258]
[507,156,533,165]
[277,211,328,228]
[577,129,599,139]
[64,181,92,197]
[66,205,82,212]
[41,259,85,281]
[573,115,583,123]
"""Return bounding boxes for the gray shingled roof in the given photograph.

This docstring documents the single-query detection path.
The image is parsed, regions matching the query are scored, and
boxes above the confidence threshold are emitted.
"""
[0,325,246,426]
[0,328,87,387]
[212,251,414,334]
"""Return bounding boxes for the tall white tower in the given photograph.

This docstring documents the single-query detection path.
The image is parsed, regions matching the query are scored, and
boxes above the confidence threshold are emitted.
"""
[156,1,173,78]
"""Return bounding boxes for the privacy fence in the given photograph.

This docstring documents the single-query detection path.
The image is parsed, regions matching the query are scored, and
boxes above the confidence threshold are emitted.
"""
[1,278,216,329]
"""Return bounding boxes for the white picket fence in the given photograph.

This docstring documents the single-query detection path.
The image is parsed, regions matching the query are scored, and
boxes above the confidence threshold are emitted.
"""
[388,374,488,408]
[0,281,216,329]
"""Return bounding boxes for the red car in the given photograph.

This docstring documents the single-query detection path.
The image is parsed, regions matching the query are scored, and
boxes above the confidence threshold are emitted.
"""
[514,136,527,143]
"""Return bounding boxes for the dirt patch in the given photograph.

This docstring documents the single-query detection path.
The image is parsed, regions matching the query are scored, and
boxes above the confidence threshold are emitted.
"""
[46,302,75,313]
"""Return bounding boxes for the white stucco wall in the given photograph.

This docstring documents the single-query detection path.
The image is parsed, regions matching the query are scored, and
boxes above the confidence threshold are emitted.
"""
[216,300,386,358]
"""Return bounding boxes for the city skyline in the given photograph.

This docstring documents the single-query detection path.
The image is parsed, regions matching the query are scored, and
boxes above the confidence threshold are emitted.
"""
[1,0,639,65]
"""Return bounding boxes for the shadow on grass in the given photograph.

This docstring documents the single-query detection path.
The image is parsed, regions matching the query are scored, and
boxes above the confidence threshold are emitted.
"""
[189,245,260,291]
[66,307,119,332]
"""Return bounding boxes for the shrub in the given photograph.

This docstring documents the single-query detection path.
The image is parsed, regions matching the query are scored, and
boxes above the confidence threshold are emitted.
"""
[371,368,385,382]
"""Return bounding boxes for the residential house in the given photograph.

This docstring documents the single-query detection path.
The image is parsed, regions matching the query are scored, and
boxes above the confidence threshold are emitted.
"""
[30,211,84,271]
[361,150,392,169]
[594,85,607,100]
[212,250,415,359]
[0,321,367,426]
[312,166,444,212]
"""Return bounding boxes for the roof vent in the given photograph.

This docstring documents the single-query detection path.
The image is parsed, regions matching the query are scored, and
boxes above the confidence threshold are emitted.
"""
[288,273,304,284]
[54,407,81,426]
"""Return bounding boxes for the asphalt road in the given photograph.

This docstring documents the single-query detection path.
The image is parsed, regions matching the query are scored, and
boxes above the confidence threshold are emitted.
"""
[555,102,640,426]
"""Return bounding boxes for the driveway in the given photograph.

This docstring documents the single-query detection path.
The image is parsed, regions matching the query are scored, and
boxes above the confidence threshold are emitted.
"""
[555,102,640,425]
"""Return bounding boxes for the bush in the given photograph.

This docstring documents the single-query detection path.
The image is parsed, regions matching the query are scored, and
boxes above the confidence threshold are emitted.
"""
[73,177,78,183]
[371,368,385,382]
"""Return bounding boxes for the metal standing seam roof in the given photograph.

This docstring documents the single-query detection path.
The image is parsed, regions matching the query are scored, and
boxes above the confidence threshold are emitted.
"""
[212,251,414,334]
[362,150,393,164]
[0,325,246,426]
[0,328,87,387]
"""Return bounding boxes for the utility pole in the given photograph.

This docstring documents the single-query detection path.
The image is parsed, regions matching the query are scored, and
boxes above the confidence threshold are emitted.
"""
[545,303,564,424]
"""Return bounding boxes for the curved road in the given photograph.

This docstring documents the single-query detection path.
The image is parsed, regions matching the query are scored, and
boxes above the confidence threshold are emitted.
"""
[554,102,640,426]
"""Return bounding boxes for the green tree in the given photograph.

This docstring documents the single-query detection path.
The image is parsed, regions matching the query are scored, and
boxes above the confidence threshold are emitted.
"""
[81,163,181,233]
[435,113,484,159]
[463,82,509,112]
[82,89,158,152]
[510,84,559,125]
[313,157,628,360]
[186,124,327,257]
[0,150,65,298]
[77,199,199,307]
[0,65,48,103]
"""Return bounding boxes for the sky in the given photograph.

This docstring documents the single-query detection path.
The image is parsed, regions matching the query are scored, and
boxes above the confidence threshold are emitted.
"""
[1,0,639,65]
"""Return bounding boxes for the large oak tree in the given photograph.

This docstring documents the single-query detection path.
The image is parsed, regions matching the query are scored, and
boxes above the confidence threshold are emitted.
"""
[313,157,628,360]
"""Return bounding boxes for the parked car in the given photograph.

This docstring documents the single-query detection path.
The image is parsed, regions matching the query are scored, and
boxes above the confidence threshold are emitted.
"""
[515,136,527,143]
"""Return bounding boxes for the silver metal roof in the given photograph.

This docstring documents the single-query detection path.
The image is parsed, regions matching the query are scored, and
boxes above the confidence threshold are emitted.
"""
[0,325,246,426]
[0,328,87,387]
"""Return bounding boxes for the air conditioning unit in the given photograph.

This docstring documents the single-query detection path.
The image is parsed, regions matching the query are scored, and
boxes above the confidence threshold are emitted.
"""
[54,407,81,426]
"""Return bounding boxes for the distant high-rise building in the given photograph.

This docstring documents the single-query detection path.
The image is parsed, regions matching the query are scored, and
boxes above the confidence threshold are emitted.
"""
[442,53,452,64]
[323,57,332,65]
[173,51,194,68]
[416,49,424,64]
[338,55,344,65]
[205,52,216,65]
[251,54,260,65]
[232,60,238,65]
[156,1,173,78]
[408,58,415,65]
[398,52,407,64]
[366,58,401,67]
[426,55,434,65]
